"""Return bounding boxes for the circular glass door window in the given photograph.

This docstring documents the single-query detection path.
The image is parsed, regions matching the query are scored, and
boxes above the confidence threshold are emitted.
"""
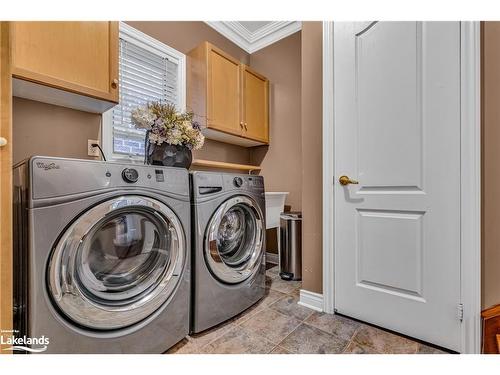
[47,196,185,330]
[205,196,264,284]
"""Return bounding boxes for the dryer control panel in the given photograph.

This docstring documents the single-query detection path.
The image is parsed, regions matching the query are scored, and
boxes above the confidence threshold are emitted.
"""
[29,157,190,200]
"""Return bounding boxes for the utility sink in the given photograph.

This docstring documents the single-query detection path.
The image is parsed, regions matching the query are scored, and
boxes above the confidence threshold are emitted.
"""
[264,192,289,229]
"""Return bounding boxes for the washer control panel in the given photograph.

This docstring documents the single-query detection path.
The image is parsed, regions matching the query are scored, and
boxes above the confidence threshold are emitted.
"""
[122,168,139,183]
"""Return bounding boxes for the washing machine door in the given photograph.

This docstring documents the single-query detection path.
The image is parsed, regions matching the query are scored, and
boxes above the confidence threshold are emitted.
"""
[205,195,264,284]
[47,195,186,330]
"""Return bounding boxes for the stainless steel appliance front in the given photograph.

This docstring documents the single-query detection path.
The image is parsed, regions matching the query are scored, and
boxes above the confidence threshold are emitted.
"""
[191,171,266,333]
[13,157,191,353]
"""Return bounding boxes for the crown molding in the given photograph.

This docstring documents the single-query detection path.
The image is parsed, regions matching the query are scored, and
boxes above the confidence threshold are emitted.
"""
[205,21,302,54]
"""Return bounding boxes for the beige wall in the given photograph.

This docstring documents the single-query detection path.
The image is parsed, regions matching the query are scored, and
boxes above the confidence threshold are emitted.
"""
[482,22,500,310]
[249,32,302,211]
[13,97,101,164]
[13,22,251,165]
[125,21,250,65]
[300,22,323,293]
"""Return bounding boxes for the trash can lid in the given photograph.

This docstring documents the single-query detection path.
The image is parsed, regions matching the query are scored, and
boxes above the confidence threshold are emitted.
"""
[280,211,302,220]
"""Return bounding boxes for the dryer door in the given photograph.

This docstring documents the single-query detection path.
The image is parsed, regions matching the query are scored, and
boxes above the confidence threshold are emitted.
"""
[47,195,186,330]
[205,196,264,284]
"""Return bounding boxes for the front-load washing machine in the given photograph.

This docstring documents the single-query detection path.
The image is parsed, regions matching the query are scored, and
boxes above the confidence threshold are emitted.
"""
[190,171,266,333]
[13,156,191,353]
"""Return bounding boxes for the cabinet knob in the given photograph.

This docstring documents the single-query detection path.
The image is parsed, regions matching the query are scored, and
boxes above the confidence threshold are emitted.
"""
[244,122,248,130]
[111,78,118,89]
[240,121,244,129]
[0,137,7,147]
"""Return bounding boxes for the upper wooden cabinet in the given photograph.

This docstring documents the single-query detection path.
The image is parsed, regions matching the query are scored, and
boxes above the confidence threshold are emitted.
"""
[11,22,119,111]
[207,44,241,136]
[188,42,269,147]
[242,65,269,143]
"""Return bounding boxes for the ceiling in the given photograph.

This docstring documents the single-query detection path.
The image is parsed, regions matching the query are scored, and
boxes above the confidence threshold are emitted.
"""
[205,21,302,54]
[238,21,274,33]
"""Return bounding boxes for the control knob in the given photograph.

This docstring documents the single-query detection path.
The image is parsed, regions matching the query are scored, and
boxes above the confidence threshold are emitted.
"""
[122,168,139,183]
[233,177,243,187]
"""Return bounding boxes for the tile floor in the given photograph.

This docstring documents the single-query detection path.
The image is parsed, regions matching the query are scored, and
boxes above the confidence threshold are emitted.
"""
[167,265,450,354]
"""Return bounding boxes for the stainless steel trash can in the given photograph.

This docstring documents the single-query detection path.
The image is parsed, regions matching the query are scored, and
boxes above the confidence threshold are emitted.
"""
[278,212,302,281]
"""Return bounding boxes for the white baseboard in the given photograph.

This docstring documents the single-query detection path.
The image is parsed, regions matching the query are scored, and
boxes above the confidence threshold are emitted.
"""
[298,289,324,312]
[265,252,279,264]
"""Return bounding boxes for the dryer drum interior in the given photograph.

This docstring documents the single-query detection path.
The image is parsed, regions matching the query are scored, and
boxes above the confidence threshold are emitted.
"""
[205,196,264,284]
[47,195,186,331]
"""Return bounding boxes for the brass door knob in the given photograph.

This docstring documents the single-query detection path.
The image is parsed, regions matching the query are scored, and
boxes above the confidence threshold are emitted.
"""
[339,175,359,186]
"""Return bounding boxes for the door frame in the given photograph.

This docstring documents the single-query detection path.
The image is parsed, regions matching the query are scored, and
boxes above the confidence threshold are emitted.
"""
[321,21,481,354]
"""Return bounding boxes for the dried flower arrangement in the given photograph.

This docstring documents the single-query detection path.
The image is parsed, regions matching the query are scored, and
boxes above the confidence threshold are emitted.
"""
[131,101,205,150]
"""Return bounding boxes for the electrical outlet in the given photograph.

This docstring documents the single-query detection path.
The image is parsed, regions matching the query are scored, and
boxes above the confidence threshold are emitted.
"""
[88,140,100,157]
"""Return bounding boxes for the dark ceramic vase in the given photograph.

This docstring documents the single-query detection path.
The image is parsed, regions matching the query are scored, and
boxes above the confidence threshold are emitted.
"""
[146,142,192,169]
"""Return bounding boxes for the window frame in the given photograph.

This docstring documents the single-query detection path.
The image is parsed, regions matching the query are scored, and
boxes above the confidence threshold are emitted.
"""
[102,22,186,162]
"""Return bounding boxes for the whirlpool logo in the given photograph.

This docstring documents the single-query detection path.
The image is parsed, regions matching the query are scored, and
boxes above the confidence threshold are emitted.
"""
[35,162,60,171]
[1,329,49,353]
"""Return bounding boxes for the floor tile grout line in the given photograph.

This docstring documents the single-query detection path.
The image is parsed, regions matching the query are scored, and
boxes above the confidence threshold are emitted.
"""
[249,307,305,349]
[236,324,284,353]
[268,299,308,314]
[269,344,279,354]
[264,303,304,323]
[244,325,279,354]
[269,345,290,354]
[266,281,314,323]
[273,322,303,354]
[200,324,276,354]
[266,293,292,309]
[232,306,266,327]
[301,316,354,337]
[345,325,419,354]
[357,325,421,354]
[350,325,391,354]
[191,323,239,351]
[341,325,363,354]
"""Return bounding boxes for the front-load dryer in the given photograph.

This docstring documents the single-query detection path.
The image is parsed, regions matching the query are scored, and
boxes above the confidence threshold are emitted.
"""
[13,156,191,353]
[190,171,266,333]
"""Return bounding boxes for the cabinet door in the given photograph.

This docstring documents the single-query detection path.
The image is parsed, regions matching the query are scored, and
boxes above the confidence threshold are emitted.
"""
[207,45,242,136]
[242,65,269,143]
[11,22,119,103]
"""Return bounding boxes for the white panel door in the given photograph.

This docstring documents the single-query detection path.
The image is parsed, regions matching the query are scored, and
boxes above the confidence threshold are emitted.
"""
[334,21,461,351]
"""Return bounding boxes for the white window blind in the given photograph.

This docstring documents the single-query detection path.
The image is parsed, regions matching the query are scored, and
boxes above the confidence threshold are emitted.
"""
[105,23,186,160]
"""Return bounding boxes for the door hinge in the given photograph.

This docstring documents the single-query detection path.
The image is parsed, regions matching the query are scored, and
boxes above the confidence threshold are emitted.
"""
[457,303,464,322]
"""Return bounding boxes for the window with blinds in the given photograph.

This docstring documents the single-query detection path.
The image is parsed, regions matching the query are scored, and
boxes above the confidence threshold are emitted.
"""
[105,23,186,160]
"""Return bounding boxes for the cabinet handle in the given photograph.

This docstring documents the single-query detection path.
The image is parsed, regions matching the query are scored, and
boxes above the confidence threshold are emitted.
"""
[111,78,118,89]
[240,121,244,129]
[244,122,248,131]
[0,137,7,147]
